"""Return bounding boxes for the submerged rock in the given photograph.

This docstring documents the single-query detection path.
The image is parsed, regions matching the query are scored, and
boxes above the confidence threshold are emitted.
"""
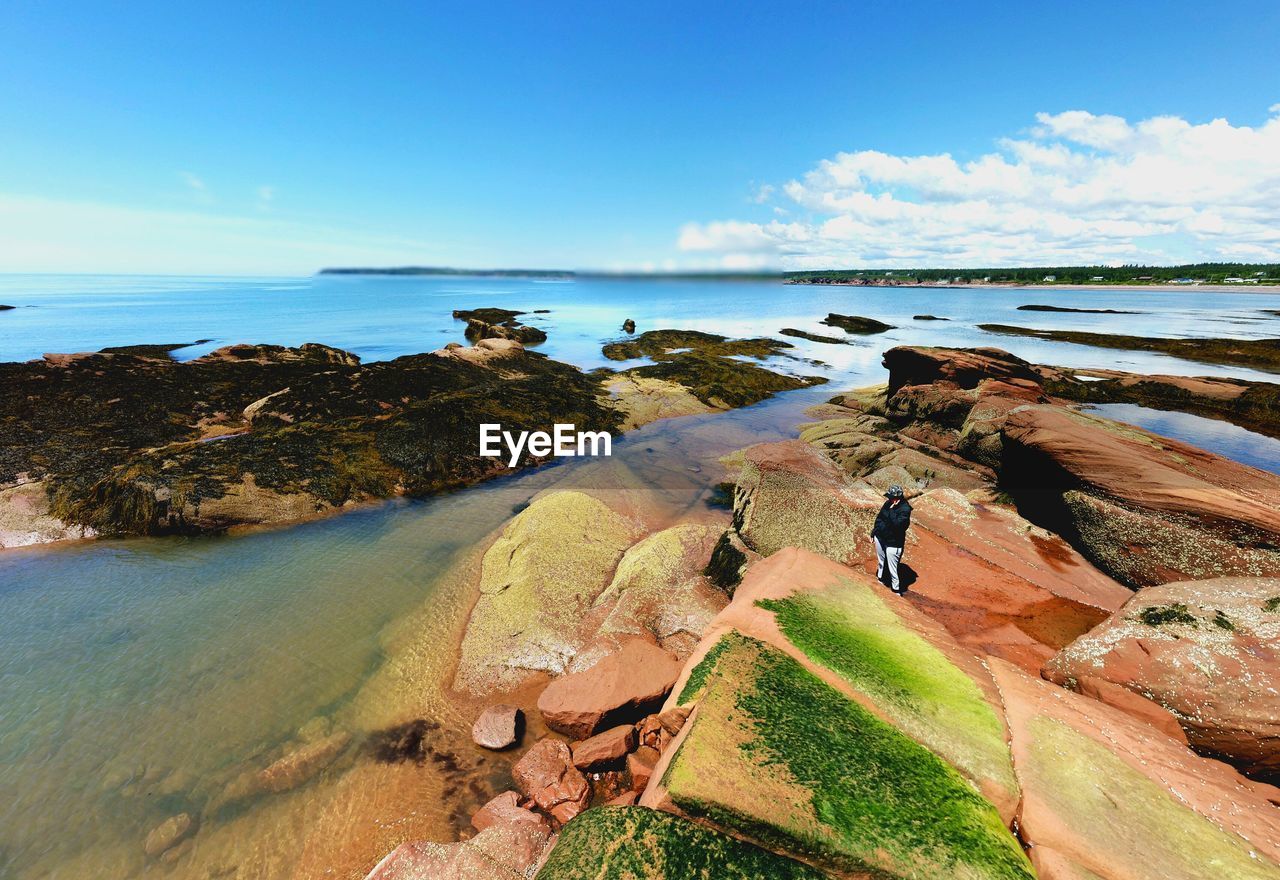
[144,813,195,858]
[778,328,849,344]
[472,704,524,750]
[1045,577,1280,781]
[365,819,553,879]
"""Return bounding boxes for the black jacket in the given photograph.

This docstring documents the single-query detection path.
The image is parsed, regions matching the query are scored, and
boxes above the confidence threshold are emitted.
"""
[872,499,912,548]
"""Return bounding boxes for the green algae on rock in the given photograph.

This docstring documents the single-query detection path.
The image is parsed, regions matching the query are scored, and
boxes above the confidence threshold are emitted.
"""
[758,587,1018,801]
[819,313,894,334]
[536,806,827,880]
[659,633,1033,879]
[601,329,791,362]
[452,307,548,344]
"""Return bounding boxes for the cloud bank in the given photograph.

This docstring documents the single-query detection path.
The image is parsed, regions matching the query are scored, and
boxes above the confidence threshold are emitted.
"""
[679,107,1280,268]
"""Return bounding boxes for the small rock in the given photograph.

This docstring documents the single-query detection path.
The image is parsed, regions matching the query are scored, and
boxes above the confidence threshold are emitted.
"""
[657,706,690,736]
[636,715,664,750]
[472,704,523,750]
[144,813,195,858]
[512,738,591,827]
[471,791,549,833]
[571,724,637,770]
[623,319,636,334]
[257,731,350,793]
[627,746,660,792]
[606,791,639,806]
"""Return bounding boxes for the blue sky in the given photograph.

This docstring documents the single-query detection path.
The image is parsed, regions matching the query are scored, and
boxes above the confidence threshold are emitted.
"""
[2,1,1278,274]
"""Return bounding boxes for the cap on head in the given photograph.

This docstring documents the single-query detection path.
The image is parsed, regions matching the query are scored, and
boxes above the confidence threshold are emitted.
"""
[885,484,904,499]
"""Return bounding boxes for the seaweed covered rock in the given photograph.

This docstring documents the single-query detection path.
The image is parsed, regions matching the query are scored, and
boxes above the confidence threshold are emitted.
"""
[1001,404,1280,586]
[453,491,638,694]
[453,307,548,344]
[992,659,1280,880]
[1044,577,1280,781]
[642,548,1032,878]
[0,341,620,540]
[602,330,827,414]
[535,806,826,879]
[819,313,894,334]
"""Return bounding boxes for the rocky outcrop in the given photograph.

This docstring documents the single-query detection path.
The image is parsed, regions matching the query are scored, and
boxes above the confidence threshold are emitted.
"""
[1045,577,1280,781]
[819,345,1280,588]
[453,307,548,344]
[537,638,682,739]
[453,492,639,694]
[0,481,96,548]
[1001,404,1280,586]
[642,548,1032,878]
[819,313,893,334]
[0,340,620,540]
[726,430,1126,670]
[992,659,1280,880]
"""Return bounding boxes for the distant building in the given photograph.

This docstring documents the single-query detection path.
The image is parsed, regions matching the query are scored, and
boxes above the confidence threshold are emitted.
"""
[1224,277,1245,283]
[1043,275,1056,282]
[1090,276,1105,281]
[1136,276,1154,281]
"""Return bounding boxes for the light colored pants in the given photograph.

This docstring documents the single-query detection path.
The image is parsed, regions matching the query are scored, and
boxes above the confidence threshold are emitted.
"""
[875,536,903,592]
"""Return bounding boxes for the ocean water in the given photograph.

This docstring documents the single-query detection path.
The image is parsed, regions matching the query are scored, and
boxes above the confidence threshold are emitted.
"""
[0,273,1278,879]
[1085,403,1280,474]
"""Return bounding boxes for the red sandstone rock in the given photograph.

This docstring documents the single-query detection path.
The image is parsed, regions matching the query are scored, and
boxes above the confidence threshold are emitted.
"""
[1045,577,1280,781]
[627,746,660,792]
[512,738,591,827]
[882,345,1041,396]
[471,704,522,750]
[571,724,637,770]
[656,706,689,736]
[470,790,549,834]
[537,638,682,739]
[143,813,194,858]
[363,818,552,880]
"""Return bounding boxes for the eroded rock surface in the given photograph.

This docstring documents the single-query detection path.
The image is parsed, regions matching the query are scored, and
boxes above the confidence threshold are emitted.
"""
[1045,577,1280,781]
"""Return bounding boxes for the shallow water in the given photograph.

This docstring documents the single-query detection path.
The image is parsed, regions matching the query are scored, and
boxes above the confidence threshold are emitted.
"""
[1084,403,1280,474]
[0,273,1278,879]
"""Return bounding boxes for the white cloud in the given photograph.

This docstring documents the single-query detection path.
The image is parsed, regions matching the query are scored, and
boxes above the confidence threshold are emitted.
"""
[679,106,1280,267]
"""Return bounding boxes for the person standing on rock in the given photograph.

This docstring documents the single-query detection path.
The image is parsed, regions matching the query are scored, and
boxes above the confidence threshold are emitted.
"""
[872,485,912,594]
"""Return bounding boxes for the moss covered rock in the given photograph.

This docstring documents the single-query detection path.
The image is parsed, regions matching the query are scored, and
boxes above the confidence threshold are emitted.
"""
[536,806,827,879]
[652,632,1032,879]
[453,491,639,694]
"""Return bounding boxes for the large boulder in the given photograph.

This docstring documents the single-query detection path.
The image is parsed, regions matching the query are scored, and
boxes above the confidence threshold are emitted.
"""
[537,638,682,739]
[882,345,1042,396]
[512,738,591,827]
[587,522,727,661]
[992,659,1280,880]
[641,548,1032,878]
[1044,577,1280,781]
[1001,404,1280,586]
[453,491,639,694]
[732,440,881,564]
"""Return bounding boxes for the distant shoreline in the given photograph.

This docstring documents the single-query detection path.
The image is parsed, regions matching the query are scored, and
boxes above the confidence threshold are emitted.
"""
[788,280,1280,294]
